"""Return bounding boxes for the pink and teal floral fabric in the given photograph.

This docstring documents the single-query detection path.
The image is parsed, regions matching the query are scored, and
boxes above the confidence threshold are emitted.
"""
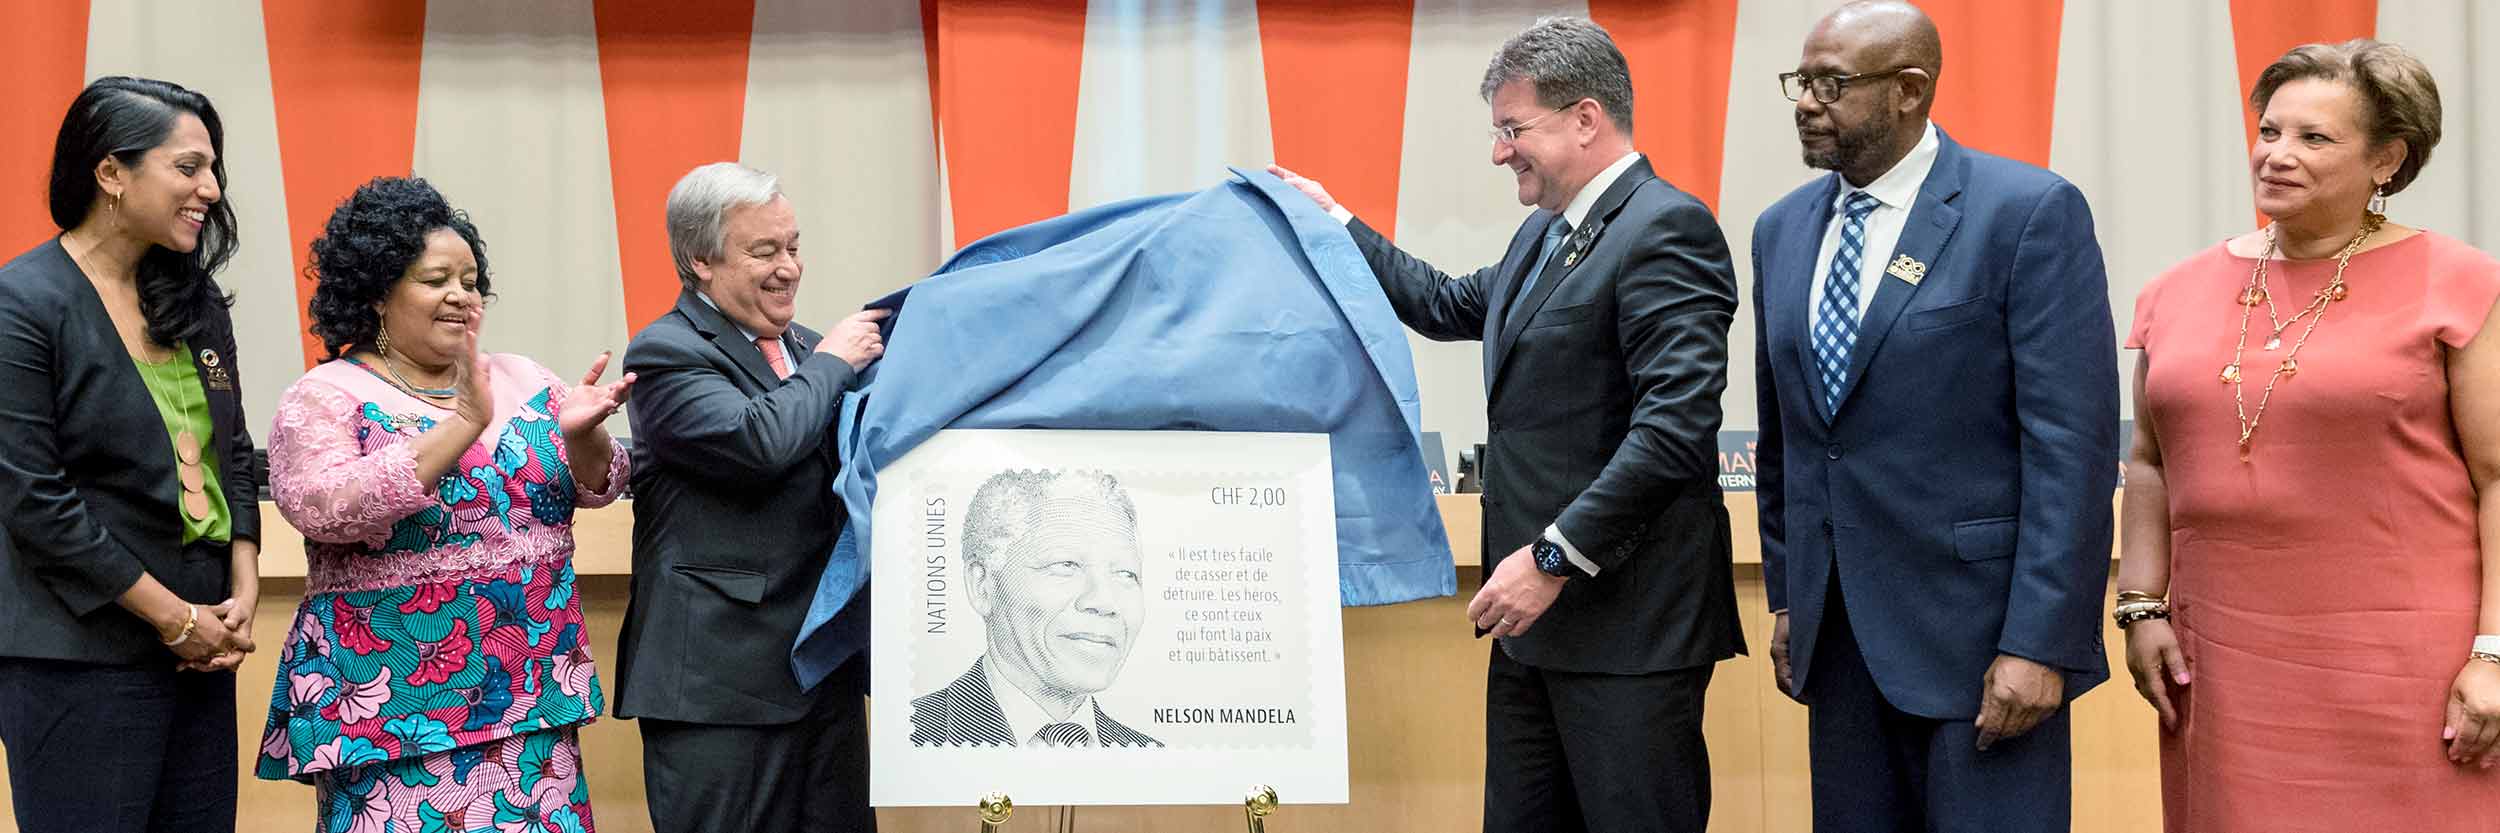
[259,355,626,783]
[312,726,596,833]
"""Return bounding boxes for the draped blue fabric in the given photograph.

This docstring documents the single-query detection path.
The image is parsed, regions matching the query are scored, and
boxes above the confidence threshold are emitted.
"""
[790,168,1456,688]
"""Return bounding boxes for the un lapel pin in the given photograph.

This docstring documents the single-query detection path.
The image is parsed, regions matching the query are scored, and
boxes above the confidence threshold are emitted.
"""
[1885,254,1928,286]
[198,347,234,391]
[1561,218,1604,268]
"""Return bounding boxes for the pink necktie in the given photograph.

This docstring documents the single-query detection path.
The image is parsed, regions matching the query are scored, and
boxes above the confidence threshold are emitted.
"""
[757,336,792,380]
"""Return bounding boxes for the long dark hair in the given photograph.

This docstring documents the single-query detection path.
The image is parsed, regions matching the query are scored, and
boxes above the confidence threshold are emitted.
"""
[47,76,238,348]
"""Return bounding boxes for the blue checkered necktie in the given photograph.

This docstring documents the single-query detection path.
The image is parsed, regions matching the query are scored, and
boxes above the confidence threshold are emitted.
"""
[1510,215,1573,326]
[1813,192,1884,418]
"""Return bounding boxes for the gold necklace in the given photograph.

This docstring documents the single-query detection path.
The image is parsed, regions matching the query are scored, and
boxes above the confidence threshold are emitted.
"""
[2222,212,2382,461]
[136,342,215,520]
[374,350,457,404]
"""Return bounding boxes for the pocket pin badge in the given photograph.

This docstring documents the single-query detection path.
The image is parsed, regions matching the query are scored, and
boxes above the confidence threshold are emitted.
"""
[1885,254,1928,286]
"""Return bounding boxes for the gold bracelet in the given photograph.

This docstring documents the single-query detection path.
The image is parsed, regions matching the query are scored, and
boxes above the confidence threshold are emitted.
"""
[2471,652,2500,667]
[2115,589,2164,604]
[2114,602,2171,629]
[160,604,198,647]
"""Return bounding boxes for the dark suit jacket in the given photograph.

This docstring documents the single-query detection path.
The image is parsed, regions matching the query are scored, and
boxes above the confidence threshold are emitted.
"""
[1349,156,1746,674]
[908,656,1162,748]
[0,238,260,664]
[1753,129,2117,720]
[614,291,859,725]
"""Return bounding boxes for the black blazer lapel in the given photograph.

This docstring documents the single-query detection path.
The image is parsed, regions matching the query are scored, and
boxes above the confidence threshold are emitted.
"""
[1479,214,1546,388]
[1832,138,1966,418]
[1490,158,1656,392]
[188,312,260,539]
[673,291,781,389]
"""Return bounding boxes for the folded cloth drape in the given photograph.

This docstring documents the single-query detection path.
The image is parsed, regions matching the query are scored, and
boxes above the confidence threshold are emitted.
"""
[789,167,1457,688]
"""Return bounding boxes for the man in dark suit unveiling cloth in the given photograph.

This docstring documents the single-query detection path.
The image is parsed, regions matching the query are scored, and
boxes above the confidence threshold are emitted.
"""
[613,162,891,833]
[1273,15,1745,833]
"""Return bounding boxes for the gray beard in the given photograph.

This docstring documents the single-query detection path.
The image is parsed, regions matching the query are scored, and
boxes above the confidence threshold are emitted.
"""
[1803,113,1897,175]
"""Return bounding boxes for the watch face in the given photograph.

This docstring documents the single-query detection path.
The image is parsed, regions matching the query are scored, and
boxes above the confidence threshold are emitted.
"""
[1534,541,1566,574]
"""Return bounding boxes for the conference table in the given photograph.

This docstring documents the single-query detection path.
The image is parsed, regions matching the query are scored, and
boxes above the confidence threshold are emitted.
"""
[0,494,2159,833]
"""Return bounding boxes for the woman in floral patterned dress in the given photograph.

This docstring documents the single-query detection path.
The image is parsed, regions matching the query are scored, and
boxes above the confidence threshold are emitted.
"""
[257,177,634,833]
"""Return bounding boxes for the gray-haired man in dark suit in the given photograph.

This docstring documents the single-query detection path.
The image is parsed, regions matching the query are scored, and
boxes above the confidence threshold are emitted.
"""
[614,162,891,832]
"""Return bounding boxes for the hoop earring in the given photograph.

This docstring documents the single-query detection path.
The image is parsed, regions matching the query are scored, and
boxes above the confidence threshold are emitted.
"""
[375,325,392,358]
[2368,184,2389,217]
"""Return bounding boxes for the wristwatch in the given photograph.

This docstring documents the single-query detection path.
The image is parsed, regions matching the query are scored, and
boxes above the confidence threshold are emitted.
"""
[1530,536,1582,579]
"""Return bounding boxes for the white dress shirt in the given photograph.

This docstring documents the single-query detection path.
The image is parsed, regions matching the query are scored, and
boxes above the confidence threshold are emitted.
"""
[986,665,1103,747]
[1808,121,1940,321]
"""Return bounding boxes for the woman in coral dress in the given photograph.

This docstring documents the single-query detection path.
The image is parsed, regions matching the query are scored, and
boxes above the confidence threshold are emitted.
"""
[2120,40,2500,833]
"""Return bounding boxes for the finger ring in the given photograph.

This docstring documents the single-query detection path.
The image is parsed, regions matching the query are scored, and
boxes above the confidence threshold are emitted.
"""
[1497,618,1515,628]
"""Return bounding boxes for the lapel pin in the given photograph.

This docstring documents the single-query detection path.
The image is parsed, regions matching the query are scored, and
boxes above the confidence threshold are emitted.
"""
[1562,219,1603,268]
[198,348,220,368]
[1885,254,1928,286]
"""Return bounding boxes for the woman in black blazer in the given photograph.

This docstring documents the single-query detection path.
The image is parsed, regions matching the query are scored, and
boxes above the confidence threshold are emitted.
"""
[0,77,261,833]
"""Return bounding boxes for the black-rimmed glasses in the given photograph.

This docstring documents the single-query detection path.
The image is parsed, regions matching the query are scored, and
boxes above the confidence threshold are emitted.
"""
[1779,67,1916,103]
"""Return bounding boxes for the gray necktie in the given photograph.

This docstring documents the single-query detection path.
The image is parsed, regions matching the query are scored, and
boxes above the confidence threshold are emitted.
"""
[1511,215,1573,326]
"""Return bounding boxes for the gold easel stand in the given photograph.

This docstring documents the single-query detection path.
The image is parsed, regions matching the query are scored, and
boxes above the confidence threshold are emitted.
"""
[968,785,1274,831]
[976,792,1013,832]
[1244,785,1278,833]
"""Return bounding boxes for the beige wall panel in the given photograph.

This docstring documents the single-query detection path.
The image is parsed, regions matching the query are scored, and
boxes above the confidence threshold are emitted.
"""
[85,0,306,429]
[412,0,632,433]
[741,0,947,325]
[1391,1,1591,453]
[2378,0,2500,251]
[1068,0,1277,210]
[2049,0,2248,417]
[1715,0,1841,433]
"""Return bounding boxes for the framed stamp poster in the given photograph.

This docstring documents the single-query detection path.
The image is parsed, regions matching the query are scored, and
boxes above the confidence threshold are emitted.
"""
[868,429,1351,807]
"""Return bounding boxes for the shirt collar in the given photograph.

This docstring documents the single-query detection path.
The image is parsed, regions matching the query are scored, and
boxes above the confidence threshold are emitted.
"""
[984,658,1099,746]
[1559,151,1643,231]
[695,291,768,344]
[1837,121,1939,212]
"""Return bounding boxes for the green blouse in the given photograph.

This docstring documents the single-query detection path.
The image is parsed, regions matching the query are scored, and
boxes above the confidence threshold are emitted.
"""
[134,344,230,543]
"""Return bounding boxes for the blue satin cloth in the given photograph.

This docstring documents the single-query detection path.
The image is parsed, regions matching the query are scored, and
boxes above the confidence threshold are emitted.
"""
[789,167,1458,688]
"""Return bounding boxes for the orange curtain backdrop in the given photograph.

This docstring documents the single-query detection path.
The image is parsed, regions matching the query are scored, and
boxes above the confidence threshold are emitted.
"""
[1257,0,1414,238]
[2229,0,2380,144]
[592,0,759,336]
[1588,0,1740,214]
[927,0,1089,248]
[1920,0,2063,167]
[0,1,92,254]
[263,0,431,367]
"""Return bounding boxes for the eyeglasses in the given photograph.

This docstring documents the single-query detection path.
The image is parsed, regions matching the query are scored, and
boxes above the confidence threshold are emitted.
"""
[1488,104,1574,145]
[1779,67,1916,104]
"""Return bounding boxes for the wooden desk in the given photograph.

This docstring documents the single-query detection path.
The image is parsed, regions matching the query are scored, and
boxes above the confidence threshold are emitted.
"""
[5,498,2161,833]
[252,491,2111,574]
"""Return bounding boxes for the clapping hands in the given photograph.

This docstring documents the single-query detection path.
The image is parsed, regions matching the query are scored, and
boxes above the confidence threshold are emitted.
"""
[560,351,636,438]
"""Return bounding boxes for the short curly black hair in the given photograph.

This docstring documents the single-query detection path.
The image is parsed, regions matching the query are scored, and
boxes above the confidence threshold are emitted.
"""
[305,176,492,359]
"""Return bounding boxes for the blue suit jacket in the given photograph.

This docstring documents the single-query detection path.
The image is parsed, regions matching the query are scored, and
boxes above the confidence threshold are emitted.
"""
[1752,129,2117,719]
[789,168,1458,688]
